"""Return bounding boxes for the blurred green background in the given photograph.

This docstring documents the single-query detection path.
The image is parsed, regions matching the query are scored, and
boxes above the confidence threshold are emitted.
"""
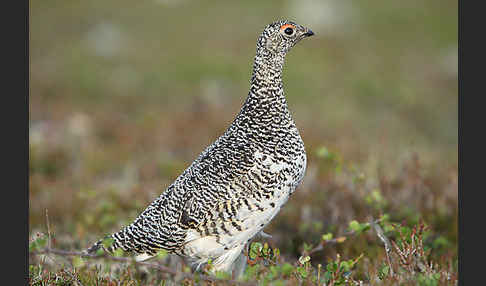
[29,0,457,264]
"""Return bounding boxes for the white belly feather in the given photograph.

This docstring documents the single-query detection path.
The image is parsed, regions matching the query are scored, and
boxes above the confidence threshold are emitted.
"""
[181,150,304,272]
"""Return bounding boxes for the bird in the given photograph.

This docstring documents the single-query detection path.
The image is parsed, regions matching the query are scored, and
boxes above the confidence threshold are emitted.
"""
[86,19,314,276]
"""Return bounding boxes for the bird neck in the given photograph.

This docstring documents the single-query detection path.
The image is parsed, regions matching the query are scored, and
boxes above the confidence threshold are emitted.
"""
[233,49,292,133]
[244,50,288,110]
[250,48,285,89]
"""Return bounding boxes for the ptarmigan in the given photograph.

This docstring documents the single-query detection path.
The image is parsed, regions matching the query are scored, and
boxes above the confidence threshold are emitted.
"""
[87,20,314,275]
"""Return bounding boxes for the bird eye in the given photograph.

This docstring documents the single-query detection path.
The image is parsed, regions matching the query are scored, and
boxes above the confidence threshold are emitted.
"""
[280,24,296,36]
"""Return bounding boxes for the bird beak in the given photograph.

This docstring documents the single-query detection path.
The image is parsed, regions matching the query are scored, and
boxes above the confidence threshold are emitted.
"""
[303,29,314,37]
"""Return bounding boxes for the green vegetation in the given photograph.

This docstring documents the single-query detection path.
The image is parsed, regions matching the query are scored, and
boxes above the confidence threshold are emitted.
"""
[29,0,457,284]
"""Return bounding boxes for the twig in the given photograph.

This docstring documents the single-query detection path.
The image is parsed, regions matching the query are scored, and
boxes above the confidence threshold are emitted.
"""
[45,209,52,249]
[370,219,395,277]
[31,247,257,286]
[308,218,383,255]
[308,235,348,255]
[44,210,86,286]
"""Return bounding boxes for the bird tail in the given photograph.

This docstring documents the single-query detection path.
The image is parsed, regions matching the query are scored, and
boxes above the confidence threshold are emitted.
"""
[85,214,170,260]
[85,230,158,262]
[85,234,118,255]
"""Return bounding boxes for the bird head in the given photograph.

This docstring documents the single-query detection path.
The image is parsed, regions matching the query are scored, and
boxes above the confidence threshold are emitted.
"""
[257,20,314,56]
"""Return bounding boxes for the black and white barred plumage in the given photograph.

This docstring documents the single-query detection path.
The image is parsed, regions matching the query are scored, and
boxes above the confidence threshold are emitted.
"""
[86,20,314,274]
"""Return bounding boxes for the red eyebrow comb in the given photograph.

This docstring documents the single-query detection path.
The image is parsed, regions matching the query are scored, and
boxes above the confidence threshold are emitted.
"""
[280,24,295,31]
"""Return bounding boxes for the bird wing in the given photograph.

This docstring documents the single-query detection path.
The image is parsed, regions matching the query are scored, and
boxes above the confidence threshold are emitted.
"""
[179,147,296,254]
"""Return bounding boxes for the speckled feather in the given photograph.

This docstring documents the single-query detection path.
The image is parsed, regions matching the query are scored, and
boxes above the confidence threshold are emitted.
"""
[86,20,313,273]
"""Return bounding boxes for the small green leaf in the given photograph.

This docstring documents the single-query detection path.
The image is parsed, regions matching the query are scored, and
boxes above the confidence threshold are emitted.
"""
[322,233,333,241]
[302,242,313,252]
[262,242,271,257]
[340,261,352,272]
[29,236,47,252]
[96,248,105,256]
[327,261,338,272]
[297,266,308,278]
[349,220,361,232]
[348,220,370,234]
[378,264,390,280]
[361,223,371,232]
[101,237,115,249]
[273,247,280,259]
[249,242,263,260]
